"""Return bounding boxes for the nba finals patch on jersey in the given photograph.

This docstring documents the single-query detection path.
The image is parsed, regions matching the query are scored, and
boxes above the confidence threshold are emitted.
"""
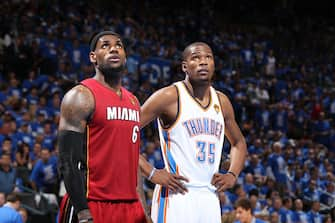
[130,97,136,106]
[214,104,220,113]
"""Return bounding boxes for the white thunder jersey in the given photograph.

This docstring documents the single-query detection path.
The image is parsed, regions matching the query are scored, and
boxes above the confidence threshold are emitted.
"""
[152,81,225,223]
[158,81,225,189]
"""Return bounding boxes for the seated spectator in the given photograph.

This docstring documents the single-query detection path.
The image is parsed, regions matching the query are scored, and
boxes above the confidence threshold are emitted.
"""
[219,192,234,215]
[307,201,323,223]
[243,173,257,194]
[0,193,23,223]
[18,207,28,223]
[269,211,279,223]
[0,153,16,194]
[14,142,31,189]
[234,198,266,223]
[303,180,321,202]
[248,189,264,218]
[280,196,295,223]
[29,142,42,167]
[293,198,309,223]
[245,154,266,179]
[0,192,6,207]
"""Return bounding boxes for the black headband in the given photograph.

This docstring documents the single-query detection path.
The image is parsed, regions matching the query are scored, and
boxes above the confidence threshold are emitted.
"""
[89,31,121,51]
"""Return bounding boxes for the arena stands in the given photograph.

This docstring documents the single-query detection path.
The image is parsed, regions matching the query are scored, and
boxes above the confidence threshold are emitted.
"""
[0,0,334,222]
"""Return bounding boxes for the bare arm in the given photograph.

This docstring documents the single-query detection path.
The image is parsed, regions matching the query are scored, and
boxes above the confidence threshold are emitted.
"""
[219,92,247,176]
[58,85,94,221]
[212,92,247,192]
[137,165,153,223]
[58,85,93,132]
[140,86,189,193]
[140,85,177,128]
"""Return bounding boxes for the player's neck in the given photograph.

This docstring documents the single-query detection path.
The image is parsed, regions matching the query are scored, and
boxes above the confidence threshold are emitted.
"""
[94,73,122,94]
[184,79,210,100]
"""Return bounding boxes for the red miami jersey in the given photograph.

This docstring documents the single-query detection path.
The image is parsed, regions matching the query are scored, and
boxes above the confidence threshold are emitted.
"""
[81,78,140,201]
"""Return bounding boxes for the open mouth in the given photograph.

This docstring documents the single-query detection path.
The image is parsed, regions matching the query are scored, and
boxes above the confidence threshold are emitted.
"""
[107,55,121,62]
[198,69,209,75]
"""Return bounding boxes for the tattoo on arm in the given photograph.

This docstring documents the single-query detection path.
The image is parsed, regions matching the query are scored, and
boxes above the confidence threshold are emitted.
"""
[59,85,94,132]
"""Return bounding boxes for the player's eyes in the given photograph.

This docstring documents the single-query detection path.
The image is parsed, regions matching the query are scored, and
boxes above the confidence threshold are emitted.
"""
[101,44,109,49]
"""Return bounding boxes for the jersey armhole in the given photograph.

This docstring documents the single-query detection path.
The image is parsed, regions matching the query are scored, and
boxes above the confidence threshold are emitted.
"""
[158,85,180,130]
[79,83,95,124]
[216,90,225,119]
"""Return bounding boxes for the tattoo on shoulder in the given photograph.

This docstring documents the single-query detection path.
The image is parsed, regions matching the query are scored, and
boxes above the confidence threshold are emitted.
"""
[61,85,94,129]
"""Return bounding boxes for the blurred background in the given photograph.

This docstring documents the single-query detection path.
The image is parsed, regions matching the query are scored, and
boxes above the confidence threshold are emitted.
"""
[0,0,334,222]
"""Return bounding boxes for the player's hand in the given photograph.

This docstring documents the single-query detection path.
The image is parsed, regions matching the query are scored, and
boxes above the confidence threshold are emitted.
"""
[145,214,153,223]
[211,172,236,193]
[78,209,93,223]
[151,169,189,194]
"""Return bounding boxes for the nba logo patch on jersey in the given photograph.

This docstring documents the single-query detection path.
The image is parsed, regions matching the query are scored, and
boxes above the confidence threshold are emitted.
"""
[214,104,220,113]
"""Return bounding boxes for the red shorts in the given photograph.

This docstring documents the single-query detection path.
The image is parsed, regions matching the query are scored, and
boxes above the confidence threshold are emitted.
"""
[58,194,147,223]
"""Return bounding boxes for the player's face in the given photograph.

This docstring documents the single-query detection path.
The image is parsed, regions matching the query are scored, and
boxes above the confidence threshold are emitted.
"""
[90,35,126,76]
[182,44,215,84]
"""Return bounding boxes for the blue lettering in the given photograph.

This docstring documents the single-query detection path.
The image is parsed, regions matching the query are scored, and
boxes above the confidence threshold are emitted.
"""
[183,121,193,137]
[189,120,198,135]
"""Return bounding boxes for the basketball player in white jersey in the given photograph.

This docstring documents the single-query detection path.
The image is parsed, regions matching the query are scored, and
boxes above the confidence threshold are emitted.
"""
[140,42,247,223]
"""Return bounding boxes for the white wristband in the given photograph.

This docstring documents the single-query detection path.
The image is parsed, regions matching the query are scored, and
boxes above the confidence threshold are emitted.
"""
[148,168,156,181]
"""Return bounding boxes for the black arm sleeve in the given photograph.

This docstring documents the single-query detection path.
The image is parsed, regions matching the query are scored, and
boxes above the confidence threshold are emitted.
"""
[58,130,89,213]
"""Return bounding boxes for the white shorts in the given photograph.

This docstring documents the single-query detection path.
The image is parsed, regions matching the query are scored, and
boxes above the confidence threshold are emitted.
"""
[151,185,221,223]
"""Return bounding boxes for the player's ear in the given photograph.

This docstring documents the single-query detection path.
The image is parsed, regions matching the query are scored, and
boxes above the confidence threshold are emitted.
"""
[89,51,97,64]
[182,61,187,73]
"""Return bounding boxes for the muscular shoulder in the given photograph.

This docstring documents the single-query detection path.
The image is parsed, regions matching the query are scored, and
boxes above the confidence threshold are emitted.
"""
[216,91,230,105]
[141,84,178,127]
[148,84,178,106]
[59,85,94,131]
[61,85,94,110]
[216,90,234,117]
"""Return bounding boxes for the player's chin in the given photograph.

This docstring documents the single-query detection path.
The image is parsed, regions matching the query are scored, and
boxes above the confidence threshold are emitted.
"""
[197,77,211,84]
[109,62,126,71]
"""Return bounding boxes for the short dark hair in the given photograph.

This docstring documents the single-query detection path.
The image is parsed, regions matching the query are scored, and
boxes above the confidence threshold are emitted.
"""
[182,42,212,61]
[235,198,252,211]
[6,193,20,203]
[89,31,122,51]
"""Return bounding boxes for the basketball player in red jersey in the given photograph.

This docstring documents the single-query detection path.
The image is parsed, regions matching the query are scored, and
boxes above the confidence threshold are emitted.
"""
[57,31,148,223]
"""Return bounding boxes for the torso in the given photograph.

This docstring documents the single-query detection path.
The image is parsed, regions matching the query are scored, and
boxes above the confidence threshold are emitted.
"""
[157,81,225,190]
[81,78,140,201]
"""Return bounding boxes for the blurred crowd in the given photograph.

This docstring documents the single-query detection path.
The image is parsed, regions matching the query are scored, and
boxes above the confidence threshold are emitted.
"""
[0,0,334,222]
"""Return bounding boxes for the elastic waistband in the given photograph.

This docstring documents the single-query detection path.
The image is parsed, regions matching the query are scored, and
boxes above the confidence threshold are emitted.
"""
[185,183,217,193]
[87,199,138,204]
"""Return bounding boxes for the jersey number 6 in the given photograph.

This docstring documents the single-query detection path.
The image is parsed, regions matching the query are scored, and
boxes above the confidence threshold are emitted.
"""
[132,125,139,143]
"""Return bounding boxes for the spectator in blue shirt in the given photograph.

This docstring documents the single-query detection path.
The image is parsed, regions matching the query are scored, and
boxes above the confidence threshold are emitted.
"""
[243,173,257,194]
[280,196,295,223]
[307,201,323,223]
[267,141,288,191]
[0,193,23,223]
[18,207,28,223]
[245,154,266,178]
[272,103,288,133]
[30,148,58,195]
[0,153,16,194]
[219,191,233,215]
[293,198,309,223]
[303,180,321,202]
